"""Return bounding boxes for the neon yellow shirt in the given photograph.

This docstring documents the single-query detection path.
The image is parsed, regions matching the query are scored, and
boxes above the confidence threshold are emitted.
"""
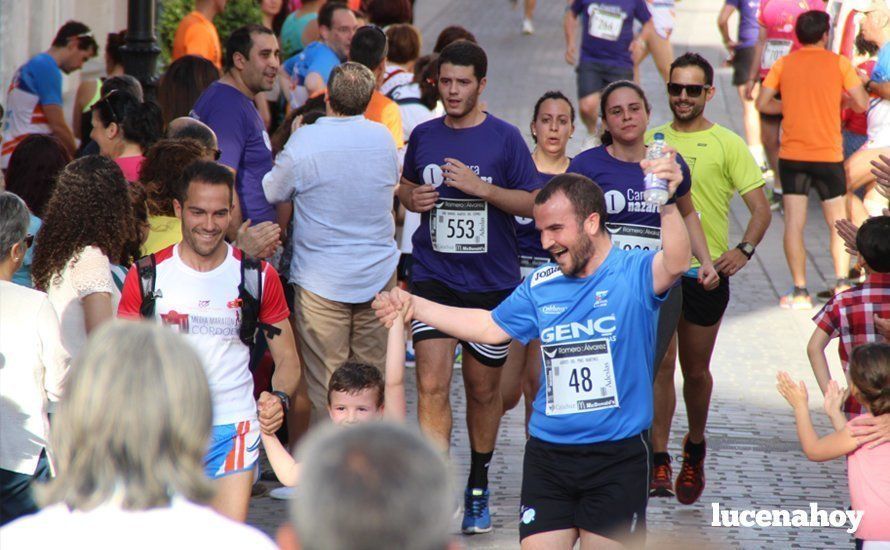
[142,215,182,256]
[646,123,764,267]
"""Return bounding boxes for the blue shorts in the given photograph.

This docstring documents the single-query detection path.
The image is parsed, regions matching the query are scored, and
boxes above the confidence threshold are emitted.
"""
[204,420,260,479]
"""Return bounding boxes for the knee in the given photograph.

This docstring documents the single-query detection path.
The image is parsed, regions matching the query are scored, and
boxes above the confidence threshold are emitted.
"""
[467,382,500,406]
[416,375,450,401]
[681,364,712,385]
[579,98,598,120]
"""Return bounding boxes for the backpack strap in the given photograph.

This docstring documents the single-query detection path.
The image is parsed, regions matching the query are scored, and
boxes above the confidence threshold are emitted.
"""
[238,255,281,347]
[136,254,158,318]
[381,67,407,89]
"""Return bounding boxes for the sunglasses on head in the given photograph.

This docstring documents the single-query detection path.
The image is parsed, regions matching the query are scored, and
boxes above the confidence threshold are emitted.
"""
[667,83,710,98]
[96,90,121,123]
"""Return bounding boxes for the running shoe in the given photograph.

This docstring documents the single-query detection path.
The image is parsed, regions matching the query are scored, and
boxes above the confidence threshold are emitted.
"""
[461,488,492,534]
[270,486,296,500]
[779,287,813,310]
[816,279,852,302]
[454,344,462,366]
[522,18,535,34]
[675,436,706,505]
[649,455,675,497]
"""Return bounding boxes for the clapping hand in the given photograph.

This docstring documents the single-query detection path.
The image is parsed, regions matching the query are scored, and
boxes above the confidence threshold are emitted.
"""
[776,371,809,411]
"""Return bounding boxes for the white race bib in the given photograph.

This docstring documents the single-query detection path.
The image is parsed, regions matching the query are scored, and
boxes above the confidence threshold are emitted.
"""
[605,223,662,251]
[761,39,792,70]
[543,338,619,416]
[588,6,625,41]
[430,198,488,253]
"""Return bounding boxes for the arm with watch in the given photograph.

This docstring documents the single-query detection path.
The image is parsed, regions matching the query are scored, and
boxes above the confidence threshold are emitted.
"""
[713,186,771,277]
[257,318,302,435]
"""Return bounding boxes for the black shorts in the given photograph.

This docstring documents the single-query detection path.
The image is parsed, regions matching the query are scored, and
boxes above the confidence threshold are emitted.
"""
[410,279,512,367]
[577,61,635,99]
[681,275,730,327]
[778,159,847,201]
[732,47,755,86]
[519,435,650,541]
[396,253,413,282]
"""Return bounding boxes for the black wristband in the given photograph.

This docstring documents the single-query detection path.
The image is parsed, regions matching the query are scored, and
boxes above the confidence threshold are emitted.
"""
[271,390,290,412]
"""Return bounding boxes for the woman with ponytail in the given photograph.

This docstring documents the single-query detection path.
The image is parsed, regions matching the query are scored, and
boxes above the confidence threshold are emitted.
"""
[90,90,163,181]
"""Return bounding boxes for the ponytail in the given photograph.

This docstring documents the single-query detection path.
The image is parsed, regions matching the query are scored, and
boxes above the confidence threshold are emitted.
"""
[122,100,163,152]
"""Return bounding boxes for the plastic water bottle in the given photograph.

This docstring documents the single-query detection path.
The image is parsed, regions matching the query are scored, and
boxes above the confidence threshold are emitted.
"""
[644,132,669,206]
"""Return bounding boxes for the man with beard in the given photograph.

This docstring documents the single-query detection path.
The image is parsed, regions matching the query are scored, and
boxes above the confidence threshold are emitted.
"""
[376,168,690,548]
[118,161,300,522]
[192,25,281,228]
[396,40,540,534]
[646,52,771,504]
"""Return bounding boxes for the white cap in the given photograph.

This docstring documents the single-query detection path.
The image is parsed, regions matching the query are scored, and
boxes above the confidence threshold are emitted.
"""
[847,0,890,13]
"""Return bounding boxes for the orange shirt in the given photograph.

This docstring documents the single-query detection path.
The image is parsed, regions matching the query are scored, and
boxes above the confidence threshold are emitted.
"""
[172,11,222,69]
[763,46,862,163]
[364,90,405,149]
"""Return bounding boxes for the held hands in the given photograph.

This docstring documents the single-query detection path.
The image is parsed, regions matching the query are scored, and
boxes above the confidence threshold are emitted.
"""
[640,148,683,199]
[776,371,809,411]
[257,391,285,435]
[713,248,748,277]
[443,158,487,198]
[373,288,414,328]
[698,262,721,290]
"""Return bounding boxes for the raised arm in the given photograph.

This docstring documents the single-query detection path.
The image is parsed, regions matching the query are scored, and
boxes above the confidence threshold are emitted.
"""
[261,432,301,486]
[384,315,407,421]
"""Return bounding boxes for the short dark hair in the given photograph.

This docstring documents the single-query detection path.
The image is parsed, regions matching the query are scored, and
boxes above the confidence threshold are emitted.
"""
[433,25,476,54]
[174,160,235,206]
[327,363,384,407]
[224,24,274,72]
[327,62,376,115]
[106,30,127,66]
[52,21,98,52]
[535,173,607,230]
[532,91,575,143]
[101,75,144,102]
[386,24,421,64]
[319,1,350,29]
[795,10,830,45]
[670,52,714,86]
[437,40,487,81]
[4,134,72,218]
[349,25,388,70]
[856,215,890,272]
[167,120,217,152]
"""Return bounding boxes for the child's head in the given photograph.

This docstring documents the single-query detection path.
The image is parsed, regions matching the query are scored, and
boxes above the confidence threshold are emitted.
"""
[856,216,890,273]
[849,343,890,416]
[327,362,385,425]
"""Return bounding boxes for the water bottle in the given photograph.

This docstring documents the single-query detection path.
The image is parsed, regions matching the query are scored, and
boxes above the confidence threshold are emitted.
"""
[644,132,669,206]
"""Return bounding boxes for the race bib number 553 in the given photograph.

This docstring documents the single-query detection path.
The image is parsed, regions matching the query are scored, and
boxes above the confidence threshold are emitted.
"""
[430,198,488,253]
[542,338,619,416]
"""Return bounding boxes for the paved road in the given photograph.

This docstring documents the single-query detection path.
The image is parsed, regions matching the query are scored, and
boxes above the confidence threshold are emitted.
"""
[248,1,856,547]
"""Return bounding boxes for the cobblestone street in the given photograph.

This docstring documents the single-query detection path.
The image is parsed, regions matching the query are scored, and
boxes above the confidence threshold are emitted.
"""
[248,1,856,547]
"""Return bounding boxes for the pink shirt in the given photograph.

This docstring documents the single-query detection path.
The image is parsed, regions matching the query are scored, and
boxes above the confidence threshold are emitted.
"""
[114,155,145,182]
[847,414,890,541]
[756,0,825,79]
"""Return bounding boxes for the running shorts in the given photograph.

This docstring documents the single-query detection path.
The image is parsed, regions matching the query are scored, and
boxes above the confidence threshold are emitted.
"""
[681,275,730,327]
[732,47,755,86]
[577,61,635,99]
[519,434,651,541]
[648,1,675,39]
[410,279,513,367]
[778,159,846,201]
[204,420,260,479]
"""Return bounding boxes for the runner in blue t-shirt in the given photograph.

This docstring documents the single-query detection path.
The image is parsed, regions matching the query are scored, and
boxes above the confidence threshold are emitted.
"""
[566,80,717,378]
[564,0,653,145]
[374,165,691,547]
[503,91,575,437]
[192,25,280,227]
[397,41,540,535]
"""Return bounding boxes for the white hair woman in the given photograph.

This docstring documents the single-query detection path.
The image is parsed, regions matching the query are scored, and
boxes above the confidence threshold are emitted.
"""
[0,322,276,548]
[0,191,69,526]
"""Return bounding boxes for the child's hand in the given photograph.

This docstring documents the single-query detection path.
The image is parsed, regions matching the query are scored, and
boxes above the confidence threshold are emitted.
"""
[776,371,809,410]
[822,380,845,417]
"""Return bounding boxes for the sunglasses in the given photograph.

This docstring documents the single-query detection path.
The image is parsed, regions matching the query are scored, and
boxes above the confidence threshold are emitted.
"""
[24,234,34,248]
[667,83,711,98]
[96,90,121,123]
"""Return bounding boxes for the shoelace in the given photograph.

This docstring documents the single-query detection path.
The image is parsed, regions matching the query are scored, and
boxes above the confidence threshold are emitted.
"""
[676,457,702,485]
[652,463,671,482]
[466,493,489,517]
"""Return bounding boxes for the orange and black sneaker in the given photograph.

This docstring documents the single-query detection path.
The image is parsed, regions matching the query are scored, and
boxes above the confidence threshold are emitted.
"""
[675,435,706,505]
[649,453,674,497]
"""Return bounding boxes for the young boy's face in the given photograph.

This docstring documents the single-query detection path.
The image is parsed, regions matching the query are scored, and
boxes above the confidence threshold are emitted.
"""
[327,388,383,425]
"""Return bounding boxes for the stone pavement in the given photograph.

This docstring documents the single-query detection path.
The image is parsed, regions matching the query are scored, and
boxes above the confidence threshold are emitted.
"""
[247,1,858,547]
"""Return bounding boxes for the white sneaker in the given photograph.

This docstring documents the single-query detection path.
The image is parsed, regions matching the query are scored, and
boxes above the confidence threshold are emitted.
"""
[270,486,296,500]
[522,18,535,35]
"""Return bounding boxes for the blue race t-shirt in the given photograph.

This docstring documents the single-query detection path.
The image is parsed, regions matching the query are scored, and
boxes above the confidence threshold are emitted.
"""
[571,0,651,68]
[492,248,664,444]
[514,170,556,263]
[284,41,342,86]
[872,42,890,84]
[191,81,275,224]
[403,114,540,293]
[727,0,759,50]
[567,145,691,253]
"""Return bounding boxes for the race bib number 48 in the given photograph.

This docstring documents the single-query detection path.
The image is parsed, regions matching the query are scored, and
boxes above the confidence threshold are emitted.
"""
[605,223,661,251]
[542,338,619,416]
[430,198,488,253]
[761,39,792,70]
[588,5,625,41]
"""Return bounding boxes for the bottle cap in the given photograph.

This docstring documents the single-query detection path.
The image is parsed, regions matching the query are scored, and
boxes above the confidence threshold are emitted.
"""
[654,132,665,140]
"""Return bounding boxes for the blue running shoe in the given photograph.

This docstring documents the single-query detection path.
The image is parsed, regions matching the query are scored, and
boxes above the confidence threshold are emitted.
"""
[461,488,492,534]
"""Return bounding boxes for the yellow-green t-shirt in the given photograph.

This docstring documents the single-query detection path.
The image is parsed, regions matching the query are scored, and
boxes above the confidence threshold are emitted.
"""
[142,215,182,256]
[646,123,764,267]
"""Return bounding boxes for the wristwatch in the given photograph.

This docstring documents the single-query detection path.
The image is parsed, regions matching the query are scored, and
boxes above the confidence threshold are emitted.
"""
[736,242,755,260]
[866,79,874,94]
[271,390,290,412]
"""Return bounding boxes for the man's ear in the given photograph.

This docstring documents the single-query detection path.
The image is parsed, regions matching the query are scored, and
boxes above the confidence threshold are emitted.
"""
[173,198,183,219]
[585,212,601,236]
[276,522,301,550]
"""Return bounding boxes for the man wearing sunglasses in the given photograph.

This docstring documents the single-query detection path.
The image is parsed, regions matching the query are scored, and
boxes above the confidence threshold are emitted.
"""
[646,53,771,505]
[1,21,97,169]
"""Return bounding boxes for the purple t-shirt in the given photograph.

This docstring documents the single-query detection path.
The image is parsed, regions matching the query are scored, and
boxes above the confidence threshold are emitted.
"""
[727,0,759,50]
[567,145,691,252]
[191,81,275,224]
[571,0,651,68]
[403,114,540,293]
[515,170,557,262]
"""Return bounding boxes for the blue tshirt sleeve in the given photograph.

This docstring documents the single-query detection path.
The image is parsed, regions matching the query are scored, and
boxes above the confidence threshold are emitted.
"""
[635,0,653,23]
[504,127,542,192]
[25,57,63,106]
[491,280,539,344]
[282,55,298,79]
[872,44,890,83]
[627,250,664,309]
